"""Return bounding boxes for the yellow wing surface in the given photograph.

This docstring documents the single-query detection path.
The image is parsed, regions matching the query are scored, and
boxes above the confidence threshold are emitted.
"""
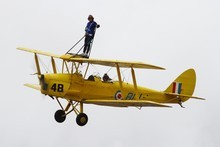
[24,84,41,91]
[17,47,165,70]
[83,100,171,107]
[17,47,60,58]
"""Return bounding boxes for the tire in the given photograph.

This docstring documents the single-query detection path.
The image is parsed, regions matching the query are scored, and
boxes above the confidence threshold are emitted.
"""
[54,110,66,123]
[76,113,88,126]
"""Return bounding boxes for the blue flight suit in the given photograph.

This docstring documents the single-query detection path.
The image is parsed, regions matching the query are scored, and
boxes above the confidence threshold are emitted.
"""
[83,21,98,54]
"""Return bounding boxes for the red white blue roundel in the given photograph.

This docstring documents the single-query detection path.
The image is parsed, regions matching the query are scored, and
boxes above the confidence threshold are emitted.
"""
[115,90,122,100]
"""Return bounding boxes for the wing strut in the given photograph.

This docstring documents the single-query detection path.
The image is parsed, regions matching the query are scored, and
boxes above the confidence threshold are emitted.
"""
[84,63,90,78]
[116,64,124,98]
[51,57,57,73]
[34,53,41,75]
[131,67,139,99]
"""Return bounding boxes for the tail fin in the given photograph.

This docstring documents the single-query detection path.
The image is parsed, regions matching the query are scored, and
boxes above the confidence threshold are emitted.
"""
[164,69,196,102]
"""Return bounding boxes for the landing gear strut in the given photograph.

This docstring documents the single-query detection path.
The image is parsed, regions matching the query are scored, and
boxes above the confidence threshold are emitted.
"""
[53,96,88,126]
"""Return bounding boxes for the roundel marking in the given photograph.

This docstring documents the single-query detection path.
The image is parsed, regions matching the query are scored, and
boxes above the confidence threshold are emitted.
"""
[115,90,122,100]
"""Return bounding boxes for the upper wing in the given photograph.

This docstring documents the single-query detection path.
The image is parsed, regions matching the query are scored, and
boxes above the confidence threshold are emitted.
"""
[17,47,60,58]
[62,58,165,70]
[17,47,165,70]
[83,99,171,107]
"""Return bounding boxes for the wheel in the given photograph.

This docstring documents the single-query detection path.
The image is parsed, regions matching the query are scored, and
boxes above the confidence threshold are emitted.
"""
[54,110,66,123]
[76,113,88,126]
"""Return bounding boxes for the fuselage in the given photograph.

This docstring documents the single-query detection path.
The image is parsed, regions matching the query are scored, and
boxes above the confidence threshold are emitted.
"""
[40,73,177,104]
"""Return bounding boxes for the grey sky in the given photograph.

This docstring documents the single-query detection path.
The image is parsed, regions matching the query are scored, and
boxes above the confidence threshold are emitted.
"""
[1,0,220,146]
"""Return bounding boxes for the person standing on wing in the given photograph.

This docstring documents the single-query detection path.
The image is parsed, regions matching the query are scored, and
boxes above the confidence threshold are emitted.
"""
[83,15,100,57]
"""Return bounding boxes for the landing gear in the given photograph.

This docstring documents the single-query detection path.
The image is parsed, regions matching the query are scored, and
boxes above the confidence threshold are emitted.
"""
[54,109,66,123]
[76,113,88,126]
[52,96,88,126]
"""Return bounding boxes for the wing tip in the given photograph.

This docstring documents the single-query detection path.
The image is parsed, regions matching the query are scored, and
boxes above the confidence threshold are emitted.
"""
[24,83,41,91]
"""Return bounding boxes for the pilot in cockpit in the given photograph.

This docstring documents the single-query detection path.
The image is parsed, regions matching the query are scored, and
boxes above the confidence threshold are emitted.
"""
[102,73,112,82]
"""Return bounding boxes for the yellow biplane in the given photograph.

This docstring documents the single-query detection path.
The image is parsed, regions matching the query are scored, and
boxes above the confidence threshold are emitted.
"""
[17,47,204,126]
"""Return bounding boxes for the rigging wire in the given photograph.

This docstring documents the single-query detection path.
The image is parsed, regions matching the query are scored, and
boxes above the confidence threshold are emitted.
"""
[65,35,85,54]
[106,67,113,74]
[46,59,51,73]
[38,56,50,73]
[55,60,61,73]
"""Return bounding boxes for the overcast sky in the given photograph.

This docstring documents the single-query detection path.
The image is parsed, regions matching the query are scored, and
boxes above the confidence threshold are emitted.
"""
[1,0,220,147]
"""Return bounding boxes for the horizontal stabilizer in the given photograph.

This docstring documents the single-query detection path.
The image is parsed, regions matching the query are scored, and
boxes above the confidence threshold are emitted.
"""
[164,92,205,100]
[83,99,172,108]
[24,84,41,91]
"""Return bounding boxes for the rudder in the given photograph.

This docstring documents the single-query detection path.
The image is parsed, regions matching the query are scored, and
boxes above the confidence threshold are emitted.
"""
[164,69,196,101]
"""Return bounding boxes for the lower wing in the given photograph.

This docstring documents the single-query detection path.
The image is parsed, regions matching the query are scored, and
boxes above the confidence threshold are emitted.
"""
[83,99,171,108]
[24,84,41,91]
